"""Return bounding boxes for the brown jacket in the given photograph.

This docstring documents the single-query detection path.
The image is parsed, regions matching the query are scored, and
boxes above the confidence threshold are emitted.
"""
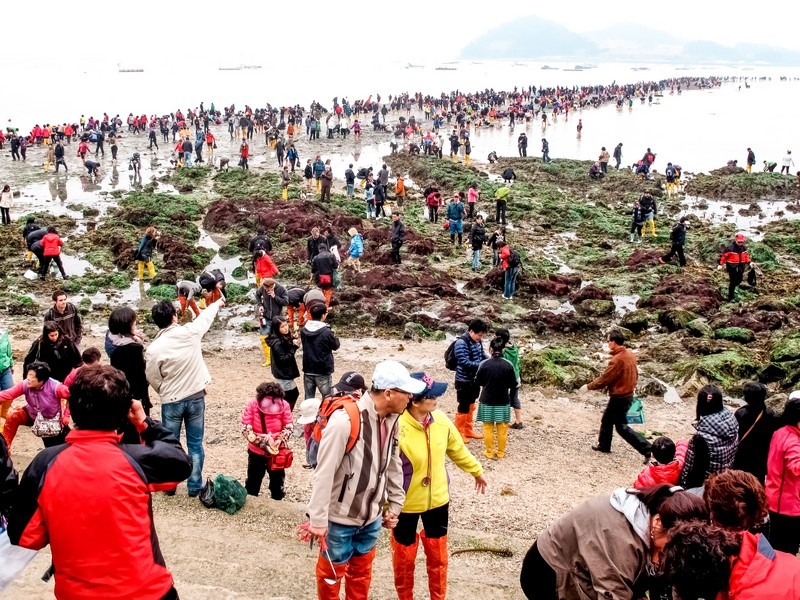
[588,346,638,396]
[535,494,648,600]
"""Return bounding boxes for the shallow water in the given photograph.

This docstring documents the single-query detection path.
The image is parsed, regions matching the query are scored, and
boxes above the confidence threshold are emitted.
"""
[681,194,800,240]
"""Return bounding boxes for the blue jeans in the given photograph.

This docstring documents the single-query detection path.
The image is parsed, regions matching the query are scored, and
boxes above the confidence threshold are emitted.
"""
[161,394,205,494]
[0,367,13,391]
[346,183,354,197]
[325,518,382,564]
[504,267,519,298]
[472,249,481,270]
[184,151,192,167]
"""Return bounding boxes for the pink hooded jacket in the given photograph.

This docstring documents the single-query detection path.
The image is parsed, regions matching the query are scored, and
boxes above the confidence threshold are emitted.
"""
[241,396,292,456]
[766,425,800,516]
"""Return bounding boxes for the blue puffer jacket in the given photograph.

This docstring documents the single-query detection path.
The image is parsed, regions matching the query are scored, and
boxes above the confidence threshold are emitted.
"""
[349,234,364,258]
[454,332,487,382]
[313,160,325,177]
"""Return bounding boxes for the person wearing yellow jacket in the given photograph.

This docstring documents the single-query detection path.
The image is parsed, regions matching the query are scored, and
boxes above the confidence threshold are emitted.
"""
[393,372,488,600]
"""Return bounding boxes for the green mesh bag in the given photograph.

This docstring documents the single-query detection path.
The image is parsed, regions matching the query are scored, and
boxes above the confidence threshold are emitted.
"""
[212,474,247,514]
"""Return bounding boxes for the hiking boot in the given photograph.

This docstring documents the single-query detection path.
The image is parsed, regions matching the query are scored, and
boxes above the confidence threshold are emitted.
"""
[591,444,611,453]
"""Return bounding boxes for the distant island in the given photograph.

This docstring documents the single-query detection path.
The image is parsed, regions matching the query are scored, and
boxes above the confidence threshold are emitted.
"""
[460,16,800,66]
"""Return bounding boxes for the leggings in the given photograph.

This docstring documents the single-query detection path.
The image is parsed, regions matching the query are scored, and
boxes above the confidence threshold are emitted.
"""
[520,541,557,600]
[393,503,449,546]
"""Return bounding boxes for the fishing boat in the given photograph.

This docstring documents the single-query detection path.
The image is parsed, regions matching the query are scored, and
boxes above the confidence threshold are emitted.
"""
[117,63,143,73]
[242,65,262,70]
[406,63,424,69]
[219,66,242,71]
[541,65,557,70]
[435,66,456,71]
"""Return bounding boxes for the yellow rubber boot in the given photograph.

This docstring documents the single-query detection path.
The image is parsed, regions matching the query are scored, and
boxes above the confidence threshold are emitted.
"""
[316,179,321,194]
[282,188,288,200]
[483,423,496,459]
[147,261,156,279]
[137,261,144,281]
[648,219,657,237]
[260,336,271,367]
[496,423,509,458]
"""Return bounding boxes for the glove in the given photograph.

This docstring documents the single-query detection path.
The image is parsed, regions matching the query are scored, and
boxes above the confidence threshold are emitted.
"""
[717,264,723,271]
[578,384,589,395]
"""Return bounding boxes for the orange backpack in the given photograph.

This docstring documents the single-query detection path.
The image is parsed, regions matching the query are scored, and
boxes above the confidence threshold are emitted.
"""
[307,394,361,468]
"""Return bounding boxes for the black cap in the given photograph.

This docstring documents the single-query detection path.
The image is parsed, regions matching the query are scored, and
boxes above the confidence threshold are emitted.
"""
[333,371,367,393]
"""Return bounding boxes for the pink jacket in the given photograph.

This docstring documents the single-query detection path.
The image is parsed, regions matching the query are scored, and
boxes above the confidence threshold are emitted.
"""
[241,396,292,456]
[766,425,800,516]
[634,440,688,488]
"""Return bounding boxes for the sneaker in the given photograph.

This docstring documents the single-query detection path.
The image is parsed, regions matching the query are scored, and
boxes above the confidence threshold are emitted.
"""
[510,422,524,430]
[502,295,510,300]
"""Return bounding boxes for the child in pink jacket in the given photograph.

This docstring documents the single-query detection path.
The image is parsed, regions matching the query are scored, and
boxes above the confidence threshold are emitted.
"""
[241,382,293,499]
[634,436,688,488]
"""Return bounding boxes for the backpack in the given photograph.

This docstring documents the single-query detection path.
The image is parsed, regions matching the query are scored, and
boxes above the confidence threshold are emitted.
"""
[445,334,467,371]
[507,249,522,268]
[198,271,216,291]
[307,394,362,468]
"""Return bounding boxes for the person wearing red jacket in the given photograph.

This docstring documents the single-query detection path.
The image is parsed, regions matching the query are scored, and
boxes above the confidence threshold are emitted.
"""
[7,364,192,600]
[719,233,751,301]
[240,381,292,499]
[239,140,250,170]
[663,521,800,600]
[254,250,279,287]
[633,436,688,487]
[765,394,800,555]
[39,226,67,280]
[77,139,89,163]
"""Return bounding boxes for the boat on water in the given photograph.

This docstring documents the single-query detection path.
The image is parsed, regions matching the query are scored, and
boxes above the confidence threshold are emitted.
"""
[406,63,424,69]
[541,65,557,70]
[219,64,262,71]
[435,66,456,71]
[575,64,597,69]
[242,65,262,70]
[632,67,650,71]
[219,66,242,71]
[512,62,526,67]
[119,69,144,73]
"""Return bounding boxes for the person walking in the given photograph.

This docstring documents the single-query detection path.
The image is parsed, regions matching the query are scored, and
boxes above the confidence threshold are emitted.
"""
[0,185,12,225]
[44,290,83,347]
[306,360,424,600]
[496,328,524,429]
[390,211,406,265]
[105,306,151,418]
[781,150,794,175]
[541,138,551,163]
[393,372,487,600]
[134,226,159,281]
[145,297,224,497]
[598,147,610,174]
[719,233,751,302]
[639,194,657,237]
[452,319,489,442]
[494,186,510,225]
[746,147,756,173]
[239,140,250,170]
[613,142,623,169]
[267,316,301,411]
[499,241,520,300]
[7,364,192,600]
[300,303,340,402]
[660,217,688,267]
[580,330,652,463]
[476,337,518,459]
[240,381,293,499]
[446,194,465,245]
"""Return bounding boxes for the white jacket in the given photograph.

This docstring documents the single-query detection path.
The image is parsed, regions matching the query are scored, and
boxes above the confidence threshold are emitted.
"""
[145,301,221,404]
[0,191,12,209]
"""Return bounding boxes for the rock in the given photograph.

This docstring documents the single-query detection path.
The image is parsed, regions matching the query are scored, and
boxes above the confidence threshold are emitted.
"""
[523,310,600,334]
[519,347,598,390]
[766,393,789,413]
[639,275,721,316]
[625,249,663,271]
[686,318,713,338]
[714,327,756,344]
[772,335,800,362]
[539,299,562,310]
[152,271,178,286]
[376,311,407,327]
[403,322,445,341]
[575,299,615,317]
[620,310,653,334]
[569,284,613,305]
[687,350,762,390]
[677,371,712,398]
[524,279,571,297]
[548,273,582,288]
[658,308,698,332]
[639,378,667,397]
[715,310,787,333]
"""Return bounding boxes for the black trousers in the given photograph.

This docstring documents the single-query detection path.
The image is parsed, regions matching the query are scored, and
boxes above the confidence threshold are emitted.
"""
[495,201,506,225]
[520,541,557,600]
[246,450,286,500]
[429,205,439,223]
[662,243,686,267]
[768,511,800,556]
[40,255,67,278]
[728,267,744,300]
[393,503,449,546]
[455,380,480,414]
[598,394,652,456]
[391,241,402,264]
[284,387,299,411]
[0,207,9,225]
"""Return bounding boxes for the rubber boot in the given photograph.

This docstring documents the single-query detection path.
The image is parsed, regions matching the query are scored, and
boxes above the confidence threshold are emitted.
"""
[496,422,509,458]
[282,188,288,200]
[629,233,635,243]
[392,534,418,600]
[260,336,271,367]
[316,179,322,194]
[420,532,448,600]
[147,261,156,279]
[2,407,28,450]
[137,261,144,281]
[344,547,376,600]
[465,404,483,439]
[483,423,496,459]
[316,552,344,600]
[454,413,469,443]
[0,400,9,433]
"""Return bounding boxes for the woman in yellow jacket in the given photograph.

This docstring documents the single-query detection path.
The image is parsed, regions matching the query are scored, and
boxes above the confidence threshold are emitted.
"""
[393,372,488,600]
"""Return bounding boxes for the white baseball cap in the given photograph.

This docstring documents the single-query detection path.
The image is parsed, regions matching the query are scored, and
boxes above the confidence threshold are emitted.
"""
[297,398,320,425]
[372,361,426,394]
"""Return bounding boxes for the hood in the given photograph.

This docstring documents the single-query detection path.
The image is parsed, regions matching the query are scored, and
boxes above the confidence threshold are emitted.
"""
[303,320,329,335]
[105,330,143,349]
[609,487,650,544]
[694,410,738,442]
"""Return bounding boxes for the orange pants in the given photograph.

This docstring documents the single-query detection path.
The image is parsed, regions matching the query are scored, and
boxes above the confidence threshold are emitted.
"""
[3,407,31,450]
[207,289,222,304]
[322,287,332,307]
[179,296,200,317]
[287,304,306,329]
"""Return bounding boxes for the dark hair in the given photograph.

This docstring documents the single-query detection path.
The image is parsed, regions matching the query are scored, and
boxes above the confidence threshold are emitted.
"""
[651,436,676,464]
[696,385,724,419]
[68,364,131,431]
[256,381,285,401]
[309,303,327,320]
[27,360,51,383]
[490,337,505,355]
[662,521,740,600]
[151,299,176,329]
[742,381,766,406]
[316,239,329,252]
[608,329,626,346]
[495,327,510,344]
[468,318,489,334]
[42,321,60,339]
[81,347,102,365]
[704,470,767,532]
[108,306,137,335]
[627,485,708,530]
[782,397,800,427]
[47,226,57,234]
[52,289,67,301]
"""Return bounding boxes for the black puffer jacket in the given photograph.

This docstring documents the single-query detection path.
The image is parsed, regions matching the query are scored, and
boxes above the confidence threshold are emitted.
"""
[267,334,300,381]
[470,222,486,250]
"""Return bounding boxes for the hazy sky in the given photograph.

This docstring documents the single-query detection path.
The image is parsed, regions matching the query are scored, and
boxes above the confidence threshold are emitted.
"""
[11,1,800,66]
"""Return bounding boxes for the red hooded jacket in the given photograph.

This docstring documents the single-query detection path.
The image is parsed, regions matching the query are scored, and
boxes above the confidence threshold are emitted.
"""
[722,532,800,599]
[634,440,688,487]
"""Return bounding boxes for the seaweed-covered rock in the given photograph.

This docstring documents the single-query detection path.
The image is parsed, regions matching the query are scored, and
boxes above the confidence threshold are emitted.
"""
[625,249,664,271]
[658,308,699,332]
[523,310,599,334]
[686,318,713,338]
[351,266,461,296]
[575,299,615,317]
[680,350,761,389]
[519,347,598,390]
[620,310,653,334]
[714,327,756,344]
[640,275,721,315]
[569,284,612,305]
[772,334,800,363]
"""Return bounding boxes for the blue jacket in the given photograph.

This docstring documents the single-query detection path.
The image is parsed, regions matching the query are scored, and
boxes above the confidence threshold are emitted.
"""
[447,202,465,222]
[454,332,487,382]
[349,234,364,258]
[313,160,325,177]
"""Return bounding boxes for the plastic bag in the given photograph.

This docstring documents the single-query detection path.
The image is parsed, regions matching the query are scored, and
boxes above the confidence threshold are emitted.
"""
[0,529,37,592]
[213,474,247,515]
[199,478,216,509]
[23,270,38,281]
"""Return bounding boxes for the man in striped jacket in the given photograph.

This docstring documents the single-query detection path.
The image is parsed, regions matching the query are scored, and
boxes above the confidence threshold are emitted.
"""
[307,360,425,600]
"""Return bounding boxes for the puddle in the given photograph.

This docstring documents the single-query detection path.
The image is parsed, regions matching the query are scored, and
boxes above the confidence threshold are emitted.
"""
[454,280,467,294]
[198,227,247,282]
[613,294,640,315]
[54,253,95,277]
[682,195,800,240]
